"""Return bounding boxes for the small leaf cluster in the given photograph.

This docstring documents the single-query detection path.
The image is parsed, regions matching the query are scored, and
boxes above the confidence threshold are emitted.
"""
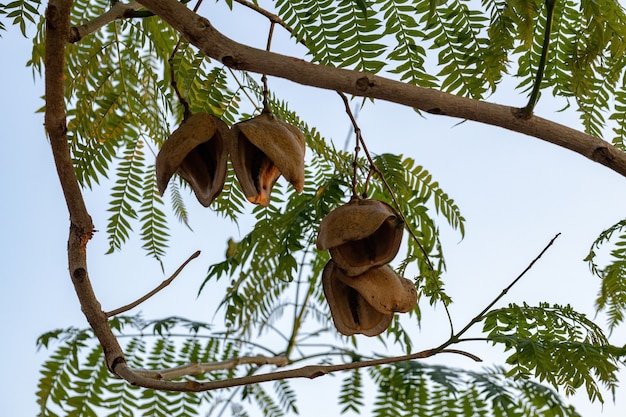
[0,0,40,35]
[483,303,625,402]
[585,219,626,331]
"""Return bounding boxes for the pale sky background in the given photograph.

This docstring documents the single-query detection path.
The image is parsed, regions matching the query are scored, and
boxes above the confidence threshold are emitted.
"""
[2,2,626,416]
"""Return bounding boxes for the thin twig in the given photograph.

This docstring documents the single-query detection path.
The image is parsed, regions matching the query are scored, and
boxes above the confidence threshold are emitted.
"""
[338,92,362,197]
[261,21,276,113]
[106,250,201,317]
[233,0,294,31]
[285,244,314,359]
[134,354,289,380]
[449,233,561,343]
[168,41,192,119]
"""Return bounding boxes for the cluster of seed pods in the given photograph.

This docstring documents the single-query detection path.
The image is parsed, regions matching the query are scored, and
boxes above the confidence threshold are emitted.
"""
[317,198,418,336]
[156,111,305,207]
[156,113,416,337]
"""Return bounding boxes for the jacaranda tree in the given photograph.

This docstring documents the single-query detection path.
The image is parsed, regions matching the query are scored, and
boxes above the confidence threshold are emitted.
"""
[2,0,626,415]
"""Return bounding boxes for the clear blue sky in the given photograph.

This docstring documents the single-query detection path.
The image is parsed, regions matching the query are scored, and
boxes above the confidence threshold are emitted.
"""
[1,2,625,415]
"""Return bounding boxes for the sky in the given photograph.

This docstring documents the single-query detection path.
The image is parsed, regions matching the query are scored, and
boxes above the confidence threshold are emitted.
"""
[1,1,626,416]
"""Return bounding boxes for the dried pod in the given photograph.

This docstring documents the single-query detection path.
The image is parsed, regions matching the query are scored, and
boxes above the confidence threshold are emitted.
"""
[231,112,305,206]
[316,198,404,276]
[322,260,393,337]
[156,112,230,207]
[333,264,418,314]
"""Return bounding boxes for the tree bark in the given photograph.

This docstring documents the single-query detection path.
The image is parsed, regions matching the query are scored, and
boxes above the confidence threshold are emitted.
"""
[45,0,127,374]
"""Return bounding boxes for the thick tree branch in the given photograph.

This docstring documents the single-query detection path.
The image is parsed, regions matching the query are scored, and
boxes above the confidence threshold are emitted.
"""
[46,0,126,375]
[138,0,626,178]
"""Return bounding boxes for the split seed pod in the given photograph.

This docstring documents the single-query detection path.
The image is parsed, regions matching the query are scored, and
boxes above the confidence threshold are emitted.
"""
[156,112,230,207]
[231,112,305,206]
[333,263,418,314]
[322,260,393,337]
[316,198,404,276]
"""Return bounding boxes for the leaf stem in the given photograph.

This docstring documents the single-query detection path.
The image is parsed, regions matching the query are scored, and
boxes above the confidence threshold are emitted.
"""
[338,92,362,197]
[261,22,276,113]
[522,0,556,117]
[285,244,315,359]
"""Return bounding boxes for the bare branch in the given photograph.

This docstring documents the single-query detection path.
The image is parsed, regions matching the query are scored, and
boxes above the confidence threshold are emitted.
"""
[449,233,561,344]
[139,0,626,179]
[69,1,144,43]
[114,347,477,392]
[105,250,201,317]
[133,355,289,380]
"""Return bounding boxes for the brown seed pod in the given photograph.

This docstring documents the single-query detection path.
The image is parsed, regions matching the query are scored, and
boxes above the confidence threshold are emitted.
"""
[316,198,404,276]
[333,263,418,314]
[231,111,305,206]
[156,112,230,207]
[322,260,393,337]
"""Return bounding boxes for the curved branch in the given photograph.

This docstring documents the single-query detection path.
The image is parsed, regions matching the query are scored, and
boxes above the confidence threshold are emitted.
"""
[46,0,126,374]
[114,347,475,392]
[138,0,626,178]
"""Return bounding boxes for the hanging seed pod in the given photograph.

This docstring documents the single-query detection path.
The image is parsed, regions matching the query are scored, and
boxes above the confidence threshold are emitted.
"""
[316,197,404,276]
[231,111,305,206]
[332,263,417,314]
[156,112,230,207]
[322,260,393,337]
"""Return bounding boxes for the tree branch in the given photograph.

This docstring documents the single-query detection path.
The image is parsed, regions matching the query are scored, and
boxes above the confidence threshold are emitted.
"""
[45,0,127,374]
[447,233,561,344]
[105,250,201,317]
[133,354,289,380]
[69,1,144,42]
[114,347,476,392]
[138,0,626,178]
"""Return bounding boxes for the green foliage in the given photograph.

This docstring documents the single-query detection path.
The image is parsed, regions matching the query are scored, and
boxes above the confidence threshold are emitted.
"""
[513,0,626,136]
[369,362,581,417]
[36,318,289,417]
[585,219,626,331]
[38,318,602,417]
[339,368,365,413]
[484,303,624,402]
[381,0,438,87]
[1,0,40,35]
